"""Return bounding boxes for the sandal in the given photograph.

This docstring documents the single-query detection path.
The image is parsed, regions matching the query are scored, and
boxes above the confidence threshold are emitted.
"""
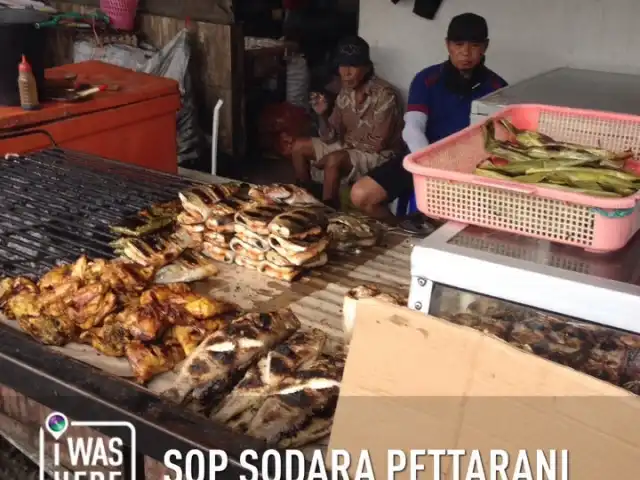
[396,213,437,236]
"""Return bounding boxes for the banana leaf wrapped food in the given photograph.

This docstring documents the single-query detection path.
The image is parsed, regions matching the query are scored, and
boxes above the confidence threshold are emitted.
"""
[476,119,640,198]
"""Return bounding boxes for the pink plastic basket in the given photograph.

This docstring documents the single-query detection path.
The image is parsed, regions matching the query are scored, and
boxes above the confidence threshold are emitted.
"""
[100,0,138,31]
[403,104,640,253]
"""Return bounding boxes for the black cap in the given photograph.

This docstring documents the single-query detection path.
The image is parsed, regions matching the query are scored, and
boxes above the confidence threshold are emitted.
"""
[335,36,372,67]
[446,13,489,43]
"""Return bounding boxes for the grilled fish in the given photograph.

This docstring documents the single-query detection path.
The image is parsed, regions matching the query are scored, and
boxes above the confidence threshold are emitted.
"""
[178,183,240,221]
[110,215,174,238]
[252,184,322,206]
[235,255,262,270]
[141,199,183,219]
[204,214,236,233]
[235,204,286,236]
[202,243,235,264]
[203,231,234,248]
[258,262,302,282]
[177,211,204,226]
[327,214,377,251]
[343,285,407,342]
[120,234,184,268]
[214,329,327,425]
[269,235,329,266]
[245,353,344,446]
[265,251,328,269]
[154,250,219,284]
[162,309,301,409]
[230,237,267,262]
[268,208,328,239]
[234,224,271,251]
[125,340,185,384]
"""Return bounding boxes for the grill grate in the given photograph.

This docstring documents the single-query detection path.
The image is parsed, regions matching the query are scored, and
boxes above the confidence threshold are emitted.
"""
[0,148,197,277]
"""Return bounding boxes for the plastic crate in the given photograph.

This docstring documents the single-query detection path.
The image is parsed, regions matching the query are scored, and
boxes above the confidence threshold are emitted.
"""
[403,104,640,253]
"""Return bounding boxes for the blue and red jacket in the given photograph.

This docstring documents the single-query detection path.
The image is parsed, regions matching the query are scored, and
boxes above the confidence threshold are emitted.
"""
[407,61,507,143]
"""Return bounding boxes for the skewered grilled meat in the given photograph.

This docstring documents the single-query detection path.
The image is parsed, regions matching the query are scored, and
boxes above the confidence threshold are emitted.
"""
[79,313,132,357]
[202,243,235,264]
[235,205,287,236]
[245,353,344,447]
[163,309,301,410]
[155,250,219,284]
[327,214,377,251]
[126,340,185,384]
[268,208,328,239]
[140,199,183,219]
[214,329,327,426]
[268,235,329,266]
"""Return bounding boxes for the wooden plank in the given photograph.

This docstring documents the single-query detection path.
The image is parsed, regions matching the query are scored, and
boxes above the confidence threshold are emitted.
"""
[60,0,234,24]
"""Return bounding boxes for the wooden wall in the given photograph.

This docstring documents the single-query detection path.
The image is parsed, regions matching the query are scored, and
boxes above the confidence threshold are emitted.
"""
[51,0,244,158]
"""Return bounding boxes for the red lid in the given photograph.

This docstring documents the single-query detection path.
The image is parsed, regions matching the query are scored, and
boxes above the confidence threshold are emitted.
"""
[18,55,31,73]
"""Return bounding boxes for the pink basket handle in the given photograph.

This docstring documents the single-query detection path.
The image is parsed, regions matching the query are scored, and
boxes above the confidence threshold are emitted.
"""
[471,177,536,195]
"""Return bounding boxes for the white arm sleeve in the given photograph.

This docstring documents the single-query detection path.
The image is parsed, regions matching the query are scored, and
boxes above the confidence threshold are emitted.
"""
[402,111,429,153]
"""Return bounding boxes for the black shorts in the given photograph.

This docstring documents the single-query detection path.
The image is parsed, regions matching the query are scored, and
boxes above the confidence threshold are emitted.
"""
[367,154,414,202]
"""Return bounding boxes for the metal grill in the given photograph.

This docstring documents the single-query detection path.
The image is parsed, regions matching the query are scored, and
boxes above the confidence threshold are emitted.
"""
[0,148,197,277]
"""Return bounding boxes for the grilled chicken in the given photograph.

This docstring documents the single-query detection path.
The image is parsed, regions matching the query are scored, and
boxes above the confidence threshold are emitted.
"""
[18,314,77,346]
[155,250,219,284]
[202,243,235,264]
[245,353,345,447]
[66,282,118,330]
[327,214,377,251]
[171,316,227,356]
[268,208,328,239]
[268,235,329,266]
[235,205,286,236]
[0,277,37,309]
[140,284,234,319]
[214,329,327,426]
[79,313,132,357]
[125,340,185,384]
[163,309,301,410]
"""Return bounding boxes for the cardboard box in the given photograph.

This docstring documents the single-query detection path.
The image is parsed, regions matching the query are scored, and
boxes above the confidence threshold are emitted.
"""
[329,298,640,479]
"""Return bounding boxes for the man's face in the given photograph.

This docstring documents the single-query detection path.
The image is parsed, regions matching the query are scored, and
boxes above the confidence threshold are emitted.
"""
[338,65,369,90]
[446,40,487,72]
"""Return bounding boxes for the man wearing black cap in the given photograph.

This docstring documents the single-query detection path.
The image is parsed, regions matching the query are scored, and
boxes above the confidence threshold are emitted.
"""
[351,13,507,222]
[290,36,403,209]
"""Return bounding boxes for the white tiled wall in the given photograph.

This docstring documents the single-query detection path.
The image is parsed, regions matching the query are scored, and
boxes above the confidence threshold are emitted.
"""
[359,0,640,98]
